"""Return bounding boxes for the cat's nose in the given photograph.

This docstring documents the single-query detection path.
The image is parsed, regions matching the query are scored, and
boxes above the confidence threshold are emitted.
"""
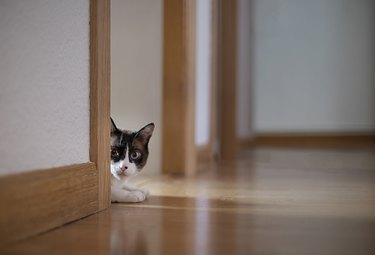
[121,166,128,170]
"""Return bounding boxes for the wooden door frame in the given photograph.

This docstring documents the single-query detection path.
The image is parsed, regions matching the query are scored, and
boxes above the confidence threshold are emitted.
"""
[0,0,110,246]
[217,0,238,161]
[198,0,238,162]
[90,0,111,211]
[162,0,238,172]
[209,0,219,162]
[162,0,197,176]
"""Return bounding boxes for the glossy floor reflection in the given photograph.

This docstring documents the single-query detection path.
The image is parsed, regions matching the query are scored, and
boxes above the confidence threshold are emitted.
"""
[2,148,375,255]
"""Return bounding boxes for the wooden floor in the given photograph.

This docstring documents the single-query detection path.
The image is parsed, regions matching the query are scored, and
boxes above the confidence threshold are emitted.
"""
[2,148,375,255]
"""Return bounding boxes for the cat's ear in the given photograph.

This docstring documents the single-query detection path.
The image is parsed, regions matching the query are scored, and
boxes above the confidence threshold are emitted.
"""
[134,123,155,145]
[111,118,118,133]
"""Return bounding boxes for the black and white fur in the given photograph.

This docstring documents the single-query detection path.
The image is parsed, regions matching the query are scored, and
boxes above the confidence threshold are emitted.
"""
[110,118,154,203]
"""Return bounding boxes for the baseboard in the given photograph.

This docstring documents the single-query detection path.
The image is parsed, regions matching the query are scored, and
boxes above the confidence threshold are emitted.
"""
[0,163,98,246]
[238,133,375,149]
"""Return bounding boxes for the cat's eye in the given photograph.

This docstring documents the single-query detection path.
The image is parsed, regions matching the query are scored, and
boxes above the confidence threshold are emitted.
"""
[111,150,119,158]
[130,151,141,160]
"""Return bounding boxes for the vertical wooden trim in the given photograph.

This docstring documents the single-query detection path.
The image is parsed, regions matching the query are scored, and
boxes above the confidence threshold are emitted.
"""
[90,0,111,210]
[218,0,238,161]
[185,0,197,175]
[209,0,219,160]
[162,0,196,175]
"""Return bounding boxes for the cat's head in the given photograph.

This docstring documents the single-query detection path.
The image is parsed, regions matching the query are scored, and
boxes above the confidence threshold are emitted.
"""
[110,118,154,180]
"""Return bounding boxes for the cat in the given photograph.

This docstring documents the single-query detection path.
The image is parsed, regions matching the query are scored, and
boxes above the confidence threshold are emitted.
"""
[110,118,154,203]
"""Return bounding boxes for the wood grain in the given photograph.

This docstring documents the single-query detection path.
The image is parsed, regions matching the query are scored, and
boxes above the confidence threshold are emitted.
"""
[89,0,111,210]
[218,0,238,161]
[0,163,98,246]
[162,0,196,176]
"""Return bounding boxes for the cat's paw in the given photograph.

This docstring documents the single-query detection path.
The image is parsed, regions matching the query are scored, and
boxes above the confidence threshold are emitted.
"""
[139,188,150,198]
[111,188,147,203]
[127,190,147,202]
[120,186,149,199]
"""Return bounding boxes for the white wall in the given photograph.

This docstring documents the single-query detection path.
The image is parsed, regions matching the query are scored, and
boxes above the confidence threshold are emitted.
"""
[253,0,375,133]
[0,0,90,175]
[195,0,212,146]
[237,0,253,139]
[111,0,163,175]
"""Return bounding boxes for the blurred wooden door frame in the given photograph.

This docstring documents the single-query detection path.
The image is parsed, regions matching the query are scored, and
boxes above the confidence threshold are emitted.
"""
[162,0,238,175]
[197,0,238,163]
[162,0,197,175]
[0,0,110,246]
[217,0,238,161]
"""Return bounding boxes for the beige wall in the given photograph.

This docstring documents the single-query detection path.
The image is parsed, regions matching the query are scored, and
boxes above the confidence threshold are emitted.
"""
[111,0,163,175]
[0,0,90,175]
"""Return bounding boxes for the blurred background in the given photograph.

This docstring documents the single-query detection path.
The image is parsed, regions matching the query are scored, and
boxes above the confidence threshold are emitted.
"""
[111,0,375,175]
